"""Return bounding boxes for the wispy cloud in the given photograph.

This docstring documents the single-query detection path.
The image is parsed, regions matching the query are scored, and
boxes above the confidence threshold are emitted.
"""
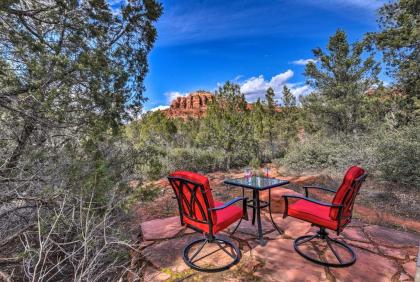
[155,0,384,46]
[327,0,385,9]
[290,84,312,97]
[149,105,170,112]
[291,58,317,65]
[164,91,188,104]
[234,75,244,82]
[155,1,307,46]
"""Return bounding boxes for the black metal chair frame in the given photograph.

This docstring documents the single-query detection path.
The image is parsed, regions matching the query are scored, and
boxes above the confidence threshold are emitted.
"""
[283,173,368,268]
[168,176,248,272]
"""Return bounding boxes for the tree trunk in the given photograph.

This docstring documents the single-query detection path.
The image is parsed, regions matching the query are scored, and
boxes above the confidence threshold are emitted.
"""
[1,119,35,177]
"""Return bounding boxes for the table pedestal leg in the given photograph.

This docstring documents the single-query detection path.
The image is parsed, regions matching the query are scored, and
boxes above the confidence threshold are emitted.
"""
[268,189,284,235]
[252,190,256,225]
[255,191,266,245]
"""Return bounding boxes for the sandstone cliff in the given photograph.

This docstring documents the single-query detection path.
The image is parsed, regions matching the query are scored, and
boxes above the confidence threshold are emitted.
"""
[163,91,213,119]
[162,90,280,119]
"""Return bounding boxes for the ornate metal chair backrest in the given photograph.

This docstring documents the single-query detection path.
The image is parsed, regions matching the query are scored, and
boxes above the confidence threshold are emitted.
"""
[330,166,368,225]
[342,173,368,219]
[168,176,215,230]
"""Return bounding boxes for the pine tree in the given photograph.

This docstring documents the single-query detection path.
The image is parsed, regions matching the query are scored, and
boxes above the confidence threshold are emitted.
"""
[199,82,252,169]
[281,86,296,108]
[303,29,380,134]
[279,85,299,145]
[262,87,278,160]
[265,87,276,114]
[367,0,419,124]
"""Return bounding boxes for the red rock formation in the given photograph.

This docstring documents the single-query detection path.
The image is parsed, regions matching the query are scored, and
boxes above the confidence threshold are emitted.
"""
[162,90,281,119]
[163,91,213,119]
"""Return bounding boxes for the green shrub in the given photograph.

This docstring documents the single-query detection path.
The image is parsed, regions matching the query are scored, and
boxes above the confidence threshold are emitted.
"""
[166,147,226,173]
[281,134,376,174]
[375,124,419,186]
[279,124,419,188]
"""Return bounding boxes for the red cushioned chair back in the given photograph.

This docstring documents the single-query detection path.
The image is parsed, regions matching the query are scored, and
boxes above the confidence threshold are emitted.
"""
[330,166,367,221]
[168,171,217,227]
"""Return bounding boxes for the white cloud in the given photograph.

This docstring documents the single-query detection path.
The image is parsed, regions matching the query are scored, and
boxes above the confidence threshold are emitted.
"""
[149,105,170,112]
[158,70,311,108]
[290,85,312,97]
[333,0,385,9]
[270,70,294,88]
[234,75,243,82]
[241,75,268,95]
[240,70,295,102]
[164,91,188,104]
[291,58,317,65]
[304,0,386,11]
[238,70,313,103]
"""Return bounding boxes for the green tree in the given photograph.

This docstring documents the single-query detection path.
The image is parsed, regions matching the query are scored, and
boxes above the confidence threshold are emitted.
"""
[265,87,276,114]
[0,0,162,176]
[281,85,296,108]
[278,85,299,145]
[262,87,279,160]
[199,82,251,169]
[367,0,419,124]
[303,29,380,134]
[0,0,162,279]
[250,98,266,161]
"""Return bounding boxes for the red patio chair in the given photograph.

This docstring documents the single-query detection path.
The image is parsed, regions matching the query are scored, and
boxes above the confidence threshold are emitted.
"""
[168,171,248,272]
[282,166,368,267]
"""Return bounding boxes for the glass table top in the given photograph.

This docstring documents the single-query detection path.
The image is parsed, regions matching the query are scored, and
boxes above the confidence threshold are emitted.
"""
[224,176,289,190]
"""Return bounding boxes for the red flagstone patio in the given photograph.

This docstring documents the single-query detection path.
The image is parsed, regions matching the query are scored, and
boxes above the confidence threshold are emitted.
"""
[130,169,419,281]
[136,214,418,281]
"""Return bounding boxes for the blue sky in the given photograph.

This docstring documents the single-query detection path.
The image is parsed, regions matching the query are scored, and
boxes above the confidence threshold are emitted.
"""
[113,0,388,111]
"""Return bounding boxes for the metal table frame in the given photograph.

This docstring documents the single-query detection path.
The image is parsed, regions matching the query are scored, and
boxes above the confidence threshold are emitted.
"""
[224,177,289,245]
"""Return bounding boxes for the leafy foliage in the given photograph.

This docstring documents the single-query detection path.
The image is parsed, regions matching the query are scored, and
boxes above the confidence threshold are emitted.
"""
[375,124,420,185]
[0,0,162,280]
[303,29,380,134]
[367,0,420,124]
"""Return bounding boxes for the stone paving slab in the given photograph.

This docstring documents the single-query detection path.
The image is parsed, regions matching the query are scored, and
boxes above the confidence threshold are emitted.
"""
[140,216,192,241]
[136,214,419,282]
[330,248,398,282]
[364,225,420,248]
[253,238,329,282]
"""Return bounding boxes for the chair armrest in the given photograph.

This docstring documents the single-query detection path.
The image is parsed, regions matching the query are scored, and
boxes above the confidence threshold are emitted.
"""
[282,195,343,208]
[209,197,247,211]
[209,197,248,220]
[303,186,336,197]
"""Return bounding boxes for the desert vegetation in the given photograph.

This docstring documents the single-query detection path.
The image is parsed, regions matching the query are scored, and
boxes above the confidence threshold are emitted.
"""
[0,0,163,280]
[127,1,419,186]
[0,0,418,281]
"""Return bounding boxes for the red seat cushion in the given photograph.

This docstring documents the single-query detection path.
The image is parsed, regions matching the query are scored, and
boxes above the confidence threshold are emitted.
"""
[288,200,349,231]
[330,166,365,220]
[169,170,217,223]
[183,201,243,234]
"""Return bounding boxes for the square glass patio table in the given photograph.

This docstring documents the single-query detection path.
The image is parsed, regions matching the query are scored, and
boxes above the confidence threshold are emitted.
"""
[224,176,290,245]
[224,176,289,190]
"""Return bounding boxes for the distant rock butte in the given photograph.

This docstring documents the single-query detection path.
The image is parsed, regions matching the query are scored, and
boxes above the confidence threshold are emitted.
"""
[162,91,214,119]
[161,90,280,119]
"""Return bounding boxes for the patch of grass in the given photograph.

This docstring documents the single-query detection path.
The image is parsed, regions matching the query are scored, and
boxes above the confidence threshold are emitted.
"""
[161,267,196,281]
